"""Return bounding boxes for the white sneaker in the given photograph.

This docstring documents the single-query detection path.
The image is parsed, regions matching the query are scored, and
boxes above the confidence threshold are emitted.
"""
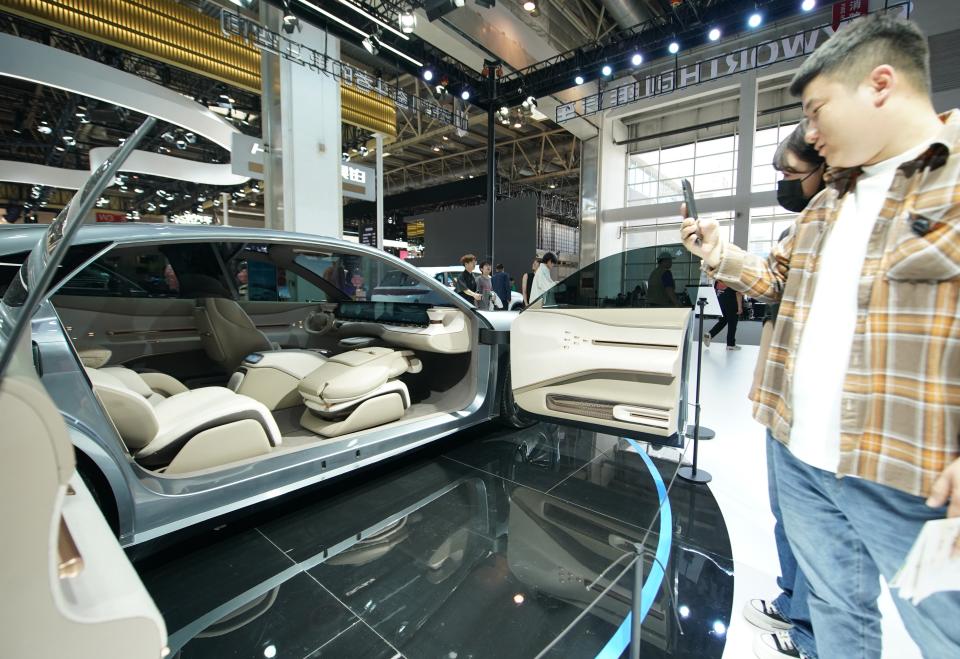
[743,599,793,632]
[727,345,742,350]
[754,630,807,659]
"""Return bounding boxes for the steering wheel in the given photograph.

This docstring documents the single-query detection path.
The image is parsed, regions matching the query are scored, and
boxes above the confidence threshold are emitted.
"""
[304,309,335,335]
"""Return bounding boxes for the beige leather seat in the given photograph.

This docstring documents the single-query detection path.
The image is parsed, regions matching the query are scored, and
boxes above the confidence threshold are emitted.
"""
[298,347,422,437]
[86,367,282,474]
[194,297,275,373]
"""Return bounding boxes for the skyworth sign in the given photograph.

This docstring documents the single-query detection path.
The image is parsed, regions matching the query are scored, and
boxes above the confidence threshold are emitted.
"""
[556,2,909,123]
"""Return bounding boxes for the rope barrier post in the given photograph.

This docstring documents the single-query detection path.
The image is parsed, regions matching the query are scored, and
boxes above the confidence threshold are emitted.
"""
[679,298,713,484]
[630,545,645,659]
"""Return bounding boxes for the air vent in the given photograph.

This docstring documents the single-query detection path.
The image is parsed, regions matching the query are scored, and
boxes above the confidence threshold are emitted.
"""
[930,30,960,93]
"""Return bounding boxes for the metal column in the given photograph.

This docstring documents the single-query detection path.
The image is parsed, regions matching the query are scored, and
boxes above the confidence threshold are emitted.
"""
[485,59,499,264]
[375,133,384,251]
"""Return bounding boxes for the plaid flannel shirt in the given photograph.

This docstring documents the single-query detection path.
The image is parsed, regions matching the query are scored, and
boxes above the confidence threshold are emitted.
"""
[707,110,960,497]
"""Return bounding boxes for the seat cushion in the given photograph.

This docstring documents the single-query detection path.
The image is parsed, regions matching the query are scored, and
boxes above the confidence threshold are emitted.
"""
[299,348,414,405]
[135,387,282,463]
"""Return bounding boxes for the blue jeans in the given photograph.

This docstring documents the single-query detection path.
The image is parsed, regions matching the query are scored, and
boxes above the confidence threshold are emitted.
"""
[774,439,960,658]
[767,434,816,659]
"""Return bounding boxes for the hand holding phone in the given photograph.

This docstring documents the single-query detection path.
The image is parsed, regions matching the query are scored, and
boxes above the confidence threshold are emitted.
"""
[681,178,702,247]
[679,179,722,267]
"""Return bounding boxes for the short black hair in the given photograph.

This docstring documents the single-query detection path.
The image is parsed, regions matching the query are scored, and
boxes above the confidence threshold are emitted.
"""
[479,260,491,269]
[495,263,504,271]
[790,14,930,97]
[773,120,824,172]
[541,252,558,265]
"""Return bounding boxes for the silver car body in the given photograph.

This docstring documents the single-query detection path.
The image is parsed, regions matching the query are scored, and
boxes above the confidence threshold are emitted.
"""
[1,223,509,547]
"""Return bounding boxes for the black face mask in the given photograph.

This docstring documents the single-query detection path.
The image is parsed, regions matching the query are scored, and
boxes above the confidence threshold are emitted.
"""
[776,167,823,213]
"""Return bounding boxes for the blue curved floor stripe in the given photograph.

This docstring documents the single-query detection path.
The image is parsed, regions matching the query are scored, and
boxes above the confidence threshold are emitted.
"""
[593,438,673,659]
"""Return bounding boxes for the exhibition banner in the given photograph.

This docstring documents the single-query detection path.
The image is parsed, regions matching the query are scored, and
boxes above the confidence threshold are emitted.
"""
[221,11,469,132]
[556,1,906,124]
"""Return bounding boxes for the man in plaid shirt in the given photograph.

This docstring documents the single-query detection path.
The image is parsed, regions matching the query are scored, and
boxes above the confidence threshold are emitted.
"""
[681,14,959,659]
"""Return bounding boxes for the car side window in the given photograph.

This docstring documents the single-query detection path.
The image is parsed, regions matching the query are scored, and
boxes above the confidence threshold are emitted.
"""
[539,244,697,309]
[231,258,326,303]
[58,246,180,298]
[0,251,29,295]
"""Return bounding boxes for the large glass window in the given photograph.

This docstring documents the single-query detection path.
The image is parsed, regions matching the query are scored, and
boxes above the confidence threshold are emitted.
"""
[748,206,798,257]
[56,245,208,298]
[627,134,738,206]
[752,122,799,193]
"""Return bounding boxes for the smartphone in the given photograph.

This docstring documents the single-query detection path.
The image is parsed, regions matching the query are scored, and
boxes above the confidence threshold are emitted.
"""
[681,178,698,219]
[681,178,702,246]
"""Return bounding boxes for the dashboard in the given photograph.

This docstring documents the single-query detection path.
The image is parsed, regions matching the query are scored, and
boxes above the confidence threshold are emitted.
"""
[335,301,433,328]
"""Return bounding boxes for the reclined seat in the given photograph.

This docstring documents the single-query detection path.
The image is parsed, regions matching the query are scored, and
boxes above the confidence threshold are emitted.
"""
[194,297,277,373]
[298,347,422,438]
[85,368,282,475]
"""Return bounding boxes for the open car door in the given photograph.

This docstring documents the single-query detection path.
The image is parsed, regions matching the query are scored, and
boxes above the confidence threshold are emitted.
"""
[0,118,168,657]
[510,246,693,445]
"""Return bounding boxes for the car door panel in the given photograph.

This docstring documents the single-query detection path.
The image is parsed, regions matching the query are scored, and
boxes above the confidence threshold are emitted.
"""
[53,295,201,364]
[239,301,318,348]
[511,306,691,441]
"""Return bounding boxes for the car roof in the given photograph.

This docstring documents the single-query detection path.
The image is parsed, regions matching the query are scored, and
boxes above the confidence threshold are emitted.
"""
[0,223,382,259]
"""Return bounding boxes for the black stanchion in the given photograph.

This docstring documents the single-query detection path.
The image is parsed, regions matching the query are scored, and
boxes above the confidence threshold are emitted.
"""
[678,297,713,484]
[630,546,644,659]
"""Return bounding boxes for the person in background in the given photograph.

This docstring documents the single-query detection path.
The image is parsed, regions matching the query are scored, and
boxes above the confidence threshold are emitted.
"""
[530,252,558,303]
[478,260,495,310]
[646,252,678,307]
[492,263,511,310]
[705,280,743,350]
[681,15,960,658]
[455,253,482,305]
[521,257,540,306]
[744,121,825,659]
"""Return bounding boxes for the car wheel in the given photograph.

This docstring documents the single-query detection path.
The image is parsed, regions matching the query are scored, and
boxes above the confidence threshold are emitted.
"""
[500,361,536,429]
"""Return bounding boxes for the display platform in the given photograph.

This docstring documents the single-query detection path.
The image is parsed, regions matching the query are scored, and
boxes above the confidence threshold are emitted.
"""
[135,421,733,659]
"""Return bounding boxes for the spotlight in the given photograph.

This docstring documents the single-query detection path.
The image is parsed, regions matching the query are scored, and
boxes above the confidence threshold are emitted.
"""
[460,89,471,100]
[342,151,350,162]
[134,187,144,194]
[709,27,721,41]
[668,41,680,54]
[748,12,762,28]
[435,83,447,95]
[513,121,522,128]
[359,145,369,156]
[37,122,52,135]
[161,130,176,143]
[574,74,584,85]
[423,68,434,82]
[442,135,449,141]
[499,106,509,115]
[362,36,378,54]
[631,53,643,66]
[522,0,536,10]
[432,145,441,152]
[183,132,197,144]
[282,10,300,33]
[526,95,537,107]
[62,135,76,146]
[398,12,416,33]
[175,138,187,150]
[801,0,816,10]
[601,64,612,76]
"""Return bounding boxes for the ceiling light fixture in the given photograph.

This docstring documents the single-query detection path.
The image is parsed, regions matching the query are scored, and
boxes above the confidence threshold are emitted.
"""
[423,68,434,82]
[460,89,471,100]
[574,74,585,85]
[297,0,367,37]
[601,64,613,76]
[522,1,536,11]
[801,0,816,10]
[748,12,762,28]
[37,122,52,135]
[333,0,410,40]
[668,41,680,54]
[631,53,643,66]
[398,12,416,33]
[374,38,423,66]
[708,27,721,41]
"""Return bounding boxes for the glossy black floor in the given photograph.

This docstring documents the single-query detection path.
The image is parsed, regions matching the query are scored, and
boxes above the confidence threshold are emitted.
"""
[135,422,734,659]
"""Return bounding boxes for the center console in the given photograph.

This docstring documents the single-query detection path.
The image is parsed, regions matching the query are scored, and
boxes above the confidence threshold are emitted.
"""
[228,350,329,410]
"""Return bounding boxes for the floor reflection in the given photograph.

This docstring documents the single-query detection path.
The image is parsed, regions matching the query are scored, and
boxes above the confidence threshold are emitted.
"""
[138,422,733,659]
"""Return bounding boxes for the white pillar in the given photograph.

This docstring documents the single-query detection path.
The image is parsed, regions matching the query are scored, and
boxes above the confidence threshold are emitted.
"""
[279,22,343,237]
[375,133,384,251]
[733,71,758,250]
[221,191,230,226]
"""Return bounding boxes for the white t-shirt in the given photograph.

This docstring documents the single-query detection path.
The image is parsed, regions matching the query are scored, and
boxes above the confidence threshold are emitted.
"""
[789,141,931,473]
[530,264,556,303]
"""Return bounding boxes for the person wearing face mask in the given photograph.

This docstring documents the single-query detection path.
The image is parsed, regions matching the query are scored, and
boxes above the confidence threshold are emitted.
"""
[744,122,825,659]
[681,15,960,658]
